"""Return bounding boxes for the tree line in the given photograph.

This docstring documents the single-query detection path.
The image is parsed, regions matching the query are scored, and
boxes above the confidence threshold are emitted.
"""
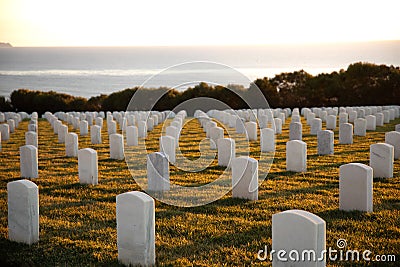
[1,62,399,114]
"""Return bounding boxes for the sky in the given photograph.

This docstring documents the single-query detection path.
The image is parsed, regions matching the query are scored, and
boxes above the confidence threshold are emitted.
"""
[0,0,399,47]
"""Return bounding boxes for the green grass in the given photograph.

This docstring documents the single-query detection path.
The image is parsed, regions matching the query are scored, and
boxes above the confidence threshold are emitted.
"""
[1,116,399,266]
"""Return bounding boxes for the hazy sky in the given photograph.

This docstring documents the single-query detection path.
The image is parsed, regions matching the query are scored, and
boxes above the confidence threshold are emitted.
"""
[1,0,399,47]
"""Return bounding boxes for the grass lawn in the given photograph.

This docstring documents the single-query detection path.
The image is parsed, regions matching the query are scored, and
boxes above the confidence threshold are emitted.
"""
[0,115,399,266]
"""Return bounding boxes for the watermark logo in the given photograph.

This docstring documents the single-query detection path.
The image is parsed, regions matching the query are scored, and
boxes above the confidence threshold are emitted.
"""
[125,61,273,207]
[257,239,396,263]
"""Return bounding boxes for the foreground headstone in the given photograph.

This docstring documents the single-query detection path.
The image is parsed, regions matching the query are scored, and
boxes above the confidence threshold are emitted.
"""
[116,191,155,267]
[260,128,275,152]
[370,143,394,178]
[25,131,38,148]
[78,148,98,185]
[286,140,307,172]
[7,180,39,245]
[317,130,334,155]
[232,157,258,200]
[217,138,235,168]
[90,125,102,144]
[160,136,176,164]
[147,152,170,191]
[339,123,353,144]
[339,163,373,212]
[20,145,38,178]
[126,126,138,146]
[110,134,124,160]
[385,131,400,159]
[65,133,78,157]
[272,210,326,267]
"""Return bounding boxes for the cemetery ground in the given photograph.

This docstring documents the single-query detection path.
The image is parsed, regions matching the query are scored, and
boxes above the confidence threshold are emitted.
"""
[1,117,399,266]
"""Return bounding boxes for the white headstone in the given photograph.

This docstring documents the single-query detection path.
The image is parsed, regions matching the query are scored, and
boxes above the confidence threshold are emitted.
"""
[0,123,10,141]
[217,138,235,168]
[147,117,154,131]
[339,163,373,212]
[289,122,302,141]
[395,124,400,132]
[108,120,117,135]
[365,115,376,131]
[326,115,336,130]
[339,123,353,144]
[348,110,357,123]
[339,113,348,125]
[65,133,78,157]
[116,191,155,266]
[78,148,98,185]
[126,126,138,146]
[232,157,258,200]
[166,125,179,147]
[210,126,224,150]
[382,110,390,123]
[286,140,307,172]
[147,152,170,191]
[260,128,275,152]
[385,131,400,160]
[245,121,257,140]
[272,210,325,267]
[291,115,301,123]
[354,118,367,136]
[20,145,38,178]
[375,113,384,126]
[310,118,322,135]
[28,124,37,133]
[7,119,15,133]
[235,117,246,134]
[317,130,334,155]
[58,124,68,143]
[138,121,147,138]
[370,143,394,178]
[206,121,217,137]
[273,118,282,134]
[90,125,102,144]
[95,117,103,128]
[110,134,124,160]
[79,120,89,136]
[160,135,176,164]
[7,179,39,245]
[25,131,38,148]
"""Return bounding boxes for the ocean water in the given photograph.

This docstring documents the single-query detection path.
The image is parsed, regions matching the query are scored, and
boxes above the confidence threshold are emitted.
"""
[0,41,399,98]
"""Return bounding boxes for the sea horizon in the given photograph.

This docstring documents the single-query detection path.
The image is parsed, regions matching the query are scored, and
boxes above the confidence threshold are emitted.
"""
[1,40,399,99]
